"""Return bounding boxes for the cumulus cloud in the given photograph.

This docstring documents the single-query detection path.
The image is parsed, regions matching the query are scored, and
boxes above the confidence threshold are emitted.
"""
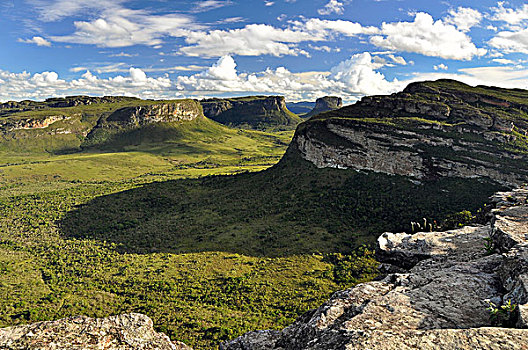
[299,18,380,37]
[489,28,528,54]
[329,53,401,96]
[433,64,448,71]
[444,7,482,32]
[176,53,403,100]
[490,2,528,25]
[0,68,173,102]
[179,24,315,57]
[51,10,198,48]
[370,13,486,61]
[18,36,52,47]
[318,0,345,15]
[4,54,528,104]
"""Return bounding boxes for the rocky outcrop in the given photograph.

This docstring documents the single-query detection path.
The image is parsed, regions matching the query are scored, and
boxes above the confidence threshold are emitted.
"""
[291,80,528,187]
[0,313,191,350]
[0,96,140,116]
[0,98,205,152]
[0,115,71,133]
[305,96,343,118]
[200,96,301,129]
[221,188,528,349]
[100,101,203,128]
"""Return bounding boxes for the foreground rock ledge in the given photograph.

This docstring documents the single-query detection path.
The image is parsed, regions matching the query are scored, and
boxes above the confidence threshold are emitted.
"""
[0,313,190,350]
[222,188,528,350]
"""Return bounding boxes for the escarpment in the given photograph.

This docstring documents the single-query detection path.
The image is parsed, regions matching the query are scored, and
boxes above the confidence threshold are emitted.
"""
[290,80,528,186]
[0,96,141,117]
[200,96,301,129]
[304,96,343,118]
[92,100,203,129]
[0,98,204,152]
[222,187,528,349]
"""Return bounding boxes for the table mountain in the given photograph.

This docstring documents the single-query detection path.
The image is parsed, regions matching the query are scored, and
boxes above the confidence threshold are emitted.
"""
[290,79,528,187]
[304,96,343,118]
[200,96,301,129]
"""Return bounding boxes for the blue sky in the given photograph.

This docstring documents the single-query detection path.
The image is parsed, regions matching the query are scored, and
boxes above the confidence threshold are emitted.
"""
[2,0,528,102]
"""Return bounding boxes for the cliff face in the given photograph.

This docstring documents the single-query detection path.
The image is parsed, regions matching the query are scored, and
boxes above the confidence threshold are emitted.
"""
[290,80,528,186]
[222,187,528,349]
[97,101,203,128]
[200,96,301,129]
[0,115,72,133]
[0,96,140,117]
[0,313,190,350]
[304,96,343,118]
[0,99,204,152]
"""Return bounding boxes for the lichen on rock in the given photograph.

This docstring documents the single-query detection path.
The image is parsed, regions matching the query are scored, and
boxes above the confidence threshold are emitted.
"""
[0,313,191,350]
[221,187,528,349]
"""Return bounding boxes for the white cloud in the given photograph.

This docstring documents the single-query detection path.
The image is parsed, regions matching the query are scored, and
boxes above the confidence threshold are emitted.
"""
[51,10,198,48]
[4,55,528,104]
[308,44,338,53]
[191,0,232,12]
[490,2,528,25]
[433,63,448,71]
[264,1,274,6]
[318,0,344,15]
[370,12,486,60]
[329,53,401,96]
[18,36,52,47]
[489,27,528,54]
[176,53,402,100]
[30,0,125,22]
[299,18,380,37]
[492,58,516,65]
[108,52,138,57]
[179,24,315,57]
[387,54,407,65]
[0,68,173,102]
[444,7,482,32]
[129,67,147,83]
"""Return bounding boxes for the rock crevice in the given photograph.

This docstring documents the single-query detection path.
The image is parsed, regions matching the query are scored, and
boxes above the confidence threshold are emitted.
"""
[222,187,528,349]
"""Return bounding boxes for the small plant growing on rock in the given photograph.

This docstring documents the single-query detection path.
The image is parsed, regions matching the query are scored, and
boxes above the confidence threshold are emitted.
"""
[487,300,517,326]
[483,236,495,255]
[410,218,438,233]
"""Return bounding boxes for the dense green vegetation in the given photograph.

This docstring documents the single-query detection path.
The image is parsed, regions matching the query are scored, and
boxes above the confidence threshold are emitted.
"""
[0,107,380,349]
[0,82,519,348]
[60,151,502,257]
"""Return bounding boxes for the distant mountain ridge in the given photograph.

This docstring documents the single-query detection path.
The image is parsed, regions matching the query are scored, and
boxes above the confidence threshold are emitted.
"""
[304,96,343,118]
[200,96,301,129]
[286,101,315,115]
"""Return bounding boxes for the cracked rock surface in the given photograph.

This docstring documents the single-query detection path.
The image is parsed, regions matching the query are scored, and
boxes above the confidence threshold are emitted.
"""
[222,188,528,350]
[0,313,190,350]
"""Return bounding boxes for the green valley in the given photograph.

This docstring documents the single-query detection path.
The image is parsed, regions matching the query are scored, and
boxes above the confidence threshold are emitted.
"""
[2,80,527,349]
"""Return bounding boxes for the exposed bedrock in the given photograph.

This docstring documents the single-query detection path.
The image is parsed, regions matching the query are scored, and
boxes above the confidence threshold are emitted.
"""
[221,187,528,349]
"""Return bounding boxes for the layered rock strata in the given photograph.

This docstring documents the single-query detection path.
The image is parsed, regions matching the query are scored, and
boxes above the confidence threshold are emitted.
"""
[200,96,301,128]
[291,80,528,186]
[222,188,528,349]
[0,313,191,350]
[305,96,343,118]
[100,101,203,128]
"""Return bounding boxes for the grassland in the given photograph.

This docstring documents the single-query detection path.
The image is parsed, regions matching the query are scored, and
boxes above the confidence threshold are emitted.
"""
[0,116,381,349]
[0,86,509,348]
